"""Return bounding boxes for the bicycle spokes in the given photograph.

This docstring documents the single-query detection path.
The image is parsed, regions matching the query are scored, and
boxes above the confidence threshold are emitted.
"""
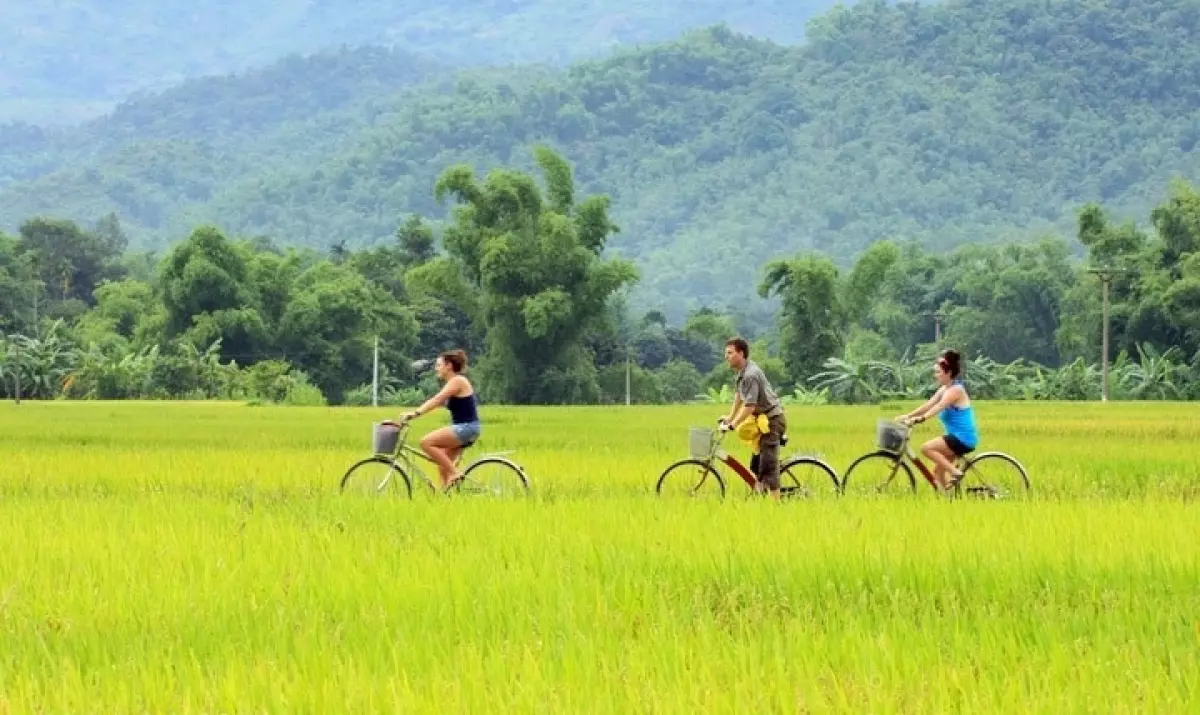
[456,458,530,498]
[656,460,724,499]
[960,453,1031,500]
[341,459,400,496]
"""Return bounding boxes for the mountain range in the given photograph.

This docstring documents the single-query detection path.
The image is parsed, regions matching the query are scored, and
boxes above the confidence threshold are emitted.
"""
[2,0,1198,317]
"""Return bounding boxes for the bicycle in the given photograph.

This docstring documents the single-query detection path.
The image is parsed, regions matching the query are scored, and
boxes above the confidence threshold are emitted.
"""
[655,423,840,499]
[340,419,530,498]
[842,419,1029,498]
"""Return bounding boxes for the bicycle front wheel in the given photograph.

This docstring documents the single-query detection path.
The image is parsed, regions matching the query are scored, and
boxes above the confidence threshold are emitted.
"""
[456,457,530,497]
[843,451,916,495]
[340,457,413,498]
[958,452,1030,500]
[780,457,842,499]
[656,459,725,500]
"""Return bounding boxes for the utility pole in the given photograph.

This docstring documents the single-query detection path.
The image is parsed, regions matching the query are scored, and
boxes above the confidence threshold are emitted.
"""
[625,344,632,406]
[371,336,380,407]
[921,310,945,344]
[1086,267,1128,403]
[32,280,41,337]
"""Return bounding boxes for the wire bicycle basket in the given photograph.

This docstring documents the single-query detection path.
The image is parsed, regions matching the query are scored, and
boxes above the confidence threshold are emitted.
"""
[689,427,716,460]
[372,422,401,455]
[876,420,909,453]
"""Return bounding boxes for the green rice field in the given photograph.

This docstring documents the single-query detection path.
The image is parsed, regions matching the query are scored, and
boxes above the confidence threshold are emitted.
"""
[1,401,1197,712]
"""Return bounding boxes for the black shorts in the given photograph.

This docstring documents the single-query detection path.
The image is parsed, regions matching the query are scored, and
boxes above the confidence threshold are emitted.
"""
[944,434,975,457]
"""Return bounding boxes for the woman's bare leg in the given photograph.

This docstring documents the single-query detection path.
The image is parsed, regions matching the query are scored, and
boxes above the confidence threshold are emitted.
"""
[420,427,464,488]
[921,437,961,489]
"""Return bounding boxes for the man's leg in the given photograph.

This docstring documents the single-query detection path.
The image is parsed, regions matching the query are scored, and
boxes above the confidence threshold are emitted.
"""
[758,413,787,501]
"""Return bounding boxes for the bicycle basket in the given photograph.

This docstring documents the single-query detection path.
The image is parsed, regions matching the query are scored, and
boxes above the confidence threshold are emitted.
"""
[689,427,715,460]
[372,422,400,455]
[876,420,908,453]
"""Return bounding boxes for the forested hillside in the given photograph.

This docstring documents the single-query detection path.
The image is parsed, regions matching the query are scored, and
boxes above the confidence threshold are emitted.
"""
[3,0,1199,316]
[0,0,834,124]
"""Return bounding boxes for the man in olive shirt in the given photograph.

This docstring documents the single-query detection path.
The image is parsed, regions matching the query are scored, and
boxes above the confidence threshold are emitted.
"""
[720,337,787,501]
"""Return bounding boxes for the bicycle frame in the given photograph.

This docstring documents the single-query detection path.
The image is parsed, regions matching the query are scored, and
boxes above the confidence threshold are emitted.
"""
[699,430,766,491]
[894,429,962,490]
[380,422,468,491]
[380,421,522,491]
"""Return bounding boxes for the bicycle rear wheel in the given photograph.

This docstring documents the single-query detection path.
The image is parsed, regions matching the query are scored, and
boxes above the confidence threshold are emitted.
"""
[340,457,413,498]
[656,459,725,500]
[843,451,916,494]
[958,452,1030,500]
[456,457,530,497]
[779,457,842,498]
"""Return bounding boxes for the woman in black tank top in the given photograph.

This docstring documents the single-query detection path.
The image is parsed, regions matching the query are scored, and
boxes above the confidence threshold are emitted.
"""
[400,349,480,491]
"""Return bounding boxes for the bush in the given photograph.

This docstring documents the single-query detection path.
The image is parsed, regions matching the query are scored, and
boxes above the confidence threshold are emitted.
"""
[281,380,327,406]
[656,359,704,404]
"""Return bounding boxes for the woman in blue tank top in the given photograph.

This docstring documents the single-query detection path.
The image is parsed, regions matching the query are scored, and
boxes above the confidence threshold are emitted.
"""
[401,349,481,491]
[896,350,978,491]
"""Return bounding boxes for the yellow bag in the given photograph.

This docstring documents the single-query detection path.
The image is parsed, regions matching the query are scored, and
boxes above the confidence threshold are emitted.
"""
[736,414,771,454]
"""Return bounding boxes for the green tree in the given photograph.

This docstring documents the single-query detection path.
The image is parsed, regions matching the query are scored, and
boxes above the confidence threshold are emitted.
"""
[433,146,637,403]
[657,358,704,403]
[275,261,417,402]
[160,226,267,361]
[759,254,843,383]
[0,232,37,334]
[396,214,437,267]
[16,217,122,309]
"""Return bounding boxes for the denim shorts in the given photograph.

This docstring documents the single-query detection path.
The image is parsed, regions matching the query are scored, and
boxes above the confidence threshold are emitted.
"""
[451,421,481,446]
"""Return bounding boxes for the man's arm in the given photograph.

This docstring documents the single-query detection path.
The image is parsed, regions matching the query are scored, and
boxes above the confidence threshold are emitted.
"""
[729,373,761,427]
[724,393,743,424]
[731,402,757,427]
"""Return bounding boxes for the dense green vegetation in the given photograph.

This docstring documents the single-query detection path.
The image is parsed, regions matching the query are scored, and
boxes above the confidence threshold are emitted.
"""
[3,401,1198,710]
[3,144,1200,405]
[3,0,1199,315]
[0,0,834,124]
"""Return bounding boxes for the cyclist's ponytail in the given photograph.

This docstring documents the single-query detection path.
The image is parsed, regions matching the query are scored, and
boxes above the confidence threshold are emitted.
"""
[439,349,468,374]
[940,350,963,378]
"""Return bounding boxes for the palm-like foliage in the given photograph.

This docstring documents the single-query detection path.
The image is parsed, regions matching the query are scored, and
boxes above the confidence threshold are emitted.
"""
[810,357,902,404]
[7,321,78,399]
[1117,344,1186,400]
[66,343,162,399]
[780,386,831,406]
[693,384,734,404]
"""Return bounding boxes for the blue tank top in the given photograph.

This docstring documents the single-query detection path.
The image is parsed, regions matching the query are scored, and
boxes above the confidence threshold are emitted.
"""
[447,393,478,424]
[938,380,978,448]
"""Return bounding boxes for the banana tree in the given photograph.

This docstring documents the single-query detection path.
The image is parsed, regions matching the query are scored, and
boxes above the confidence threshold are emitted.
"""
[780,385,830,406]
[693,384,733,404]
[67,343,161,399]
[810,357,901,404]
[1046,357,1100,401]
[0,336,19,403]
[1118,343,1185,400]
[8,321,78,399]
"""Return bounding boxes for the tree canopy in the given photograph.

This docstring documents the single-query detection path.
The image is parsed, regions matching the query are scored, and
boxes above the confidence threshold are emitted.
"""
[3,0,1200,316]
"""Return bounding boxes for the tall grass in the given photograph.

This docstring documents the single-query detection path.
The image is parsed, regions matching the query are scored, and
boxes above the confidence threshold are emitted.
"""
[0,401,1196,712]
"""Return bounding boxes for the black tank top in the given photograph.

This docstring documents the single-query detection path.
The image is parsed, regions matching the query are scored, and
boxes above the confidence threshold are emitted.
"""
[446,393,478,424]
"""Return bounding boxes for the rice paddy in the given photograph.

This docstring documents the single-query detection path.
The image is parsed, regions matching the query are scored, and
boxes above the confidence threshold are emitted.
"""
[0,400,1196,713]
